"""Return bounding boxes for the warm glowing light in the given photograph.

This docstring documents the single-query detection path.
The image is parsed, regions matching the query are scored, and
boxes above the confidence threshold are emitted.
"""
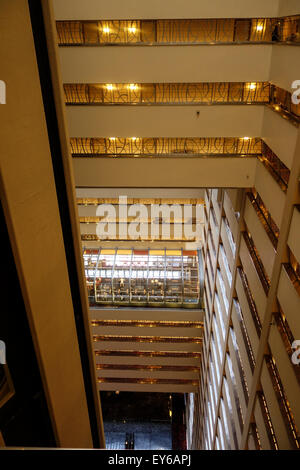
[128,83,138,90]
[256,24,263,32]
[109,137,116,141]
[243,137,250,141]
[128,26,136,33]
[106,84,114,90]
[275,105,280,111]
[249,83,257,90]
[131,137,137,141]
[103,27,110,33]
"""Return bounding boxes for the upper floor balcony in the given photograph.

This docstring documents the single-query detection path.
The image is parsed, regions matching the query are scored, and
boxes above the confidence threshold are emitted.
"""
[57,17,300,46]
[64,82,300,125]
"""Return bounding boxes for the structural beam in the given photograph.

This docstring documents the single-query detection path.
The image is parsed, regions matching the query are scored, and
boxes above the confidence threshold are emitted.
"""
[73,157,257,188]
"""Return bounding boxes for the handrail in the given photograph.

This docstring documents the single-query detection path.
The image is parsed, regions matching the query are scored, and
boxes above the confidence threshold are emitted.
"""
[64,82,270,105]
[265,355,300,449]
[57,17,300,46]
[247,191,279,249]
[71,136,262,157]
[242,232,270,296]
[237,266,262,336]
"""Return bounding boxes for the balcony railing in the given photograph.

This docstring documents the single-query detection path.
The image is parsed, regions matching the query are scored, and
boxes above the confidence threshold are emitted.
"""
[242,231,271,296]
[57,17,300,46]
[64,81,300,127]
[283,263,300,297]
[273,307,299,383]
[64,81,300,125]
[237,267,262,337]
[265,355,300,449]
[247,190,280,249]
[233,299,256,373]
[257,391,279,450]
[259,142,290,193]
[249,422,261,450]
[71,136,262,157]
[94,350,201,358]
[229,325,250,404]
[222,216,236,255]
[270,84,300,124]
[64,81,270,105]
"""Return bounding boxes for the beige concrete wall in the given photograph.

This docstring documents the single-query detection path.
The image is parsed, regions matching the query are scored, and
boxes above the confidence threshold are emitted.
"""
[287,206,300,263]
[244,197,276,278]
[254,161,286,228]
[0,0,93,447]
[270,46,300,91]
[76,187,205,199]
[73,157,258,188]
[67,106,264,138]
[59,45,272,84]
[278,0,300,16]
[53,0,280,20]
[262,107,298,170]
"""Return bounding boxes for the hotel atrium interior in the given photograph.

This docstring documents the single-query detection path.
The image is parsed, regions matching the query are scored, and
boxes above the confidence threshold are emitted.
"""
[0,0,300,451]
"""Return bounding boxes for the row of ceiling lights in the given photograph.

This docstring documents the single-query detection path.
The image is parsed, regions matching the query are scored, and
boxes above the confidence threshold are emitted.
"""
[101,25,265,34]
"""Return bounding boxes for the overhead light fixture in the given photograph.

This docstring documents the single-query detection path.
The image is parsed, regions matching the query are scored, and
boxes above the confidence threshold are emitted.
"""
[243,137,250,141]
[103,27,110,33]
[106,84,114,90]
[128,83,138,90]
[256,25,263,32]
[109,137,116,141]
[128,26,136,33]
[249,83,257,90]
[131,137,137,141]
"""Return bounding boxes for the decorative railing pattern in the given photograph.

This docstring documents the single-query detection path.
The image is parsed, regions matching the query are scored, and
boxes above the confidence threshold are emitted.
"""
[265,355,300,449]
[283,263,300,297]
[94,350,202,358]
[233,299,256,373]
[247,190,280,249]
[242,231,271,296]
[64,82,270,105]
[64,82,300,124]
[270,84,300,123]
[57,17,300,45]
[93,335,202,343]
[259,142,290,192]
[97,377,199,385]
[237,267,262,337]
[273,307,299,383]
[71,136,262,157]
[257,391,279,450]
